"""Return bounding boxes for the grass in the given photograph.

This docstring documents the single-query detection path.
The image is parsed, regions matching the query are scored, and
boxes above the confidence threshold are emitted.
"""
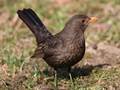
[0,0,120,89]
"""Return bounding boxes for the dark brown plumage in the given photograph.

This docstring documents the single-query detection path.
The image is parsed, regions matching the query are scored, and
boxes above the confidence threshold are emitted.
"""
[17,8,97,73]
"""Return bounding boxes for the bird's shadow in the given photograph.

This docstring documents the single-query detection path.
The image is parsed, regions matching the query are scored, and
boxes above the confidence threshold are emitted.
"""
[71,64,110,78]
[43,64,110,79]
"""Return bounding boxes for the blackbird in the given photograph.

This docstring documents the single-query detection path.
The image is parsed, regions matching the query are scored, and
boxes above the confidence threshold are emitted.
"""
[17,8,97,79]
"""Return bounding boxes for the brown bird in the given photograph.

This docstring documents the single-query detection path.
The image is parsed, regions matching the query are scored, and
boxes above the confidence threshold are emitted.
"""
[17,8,97,86]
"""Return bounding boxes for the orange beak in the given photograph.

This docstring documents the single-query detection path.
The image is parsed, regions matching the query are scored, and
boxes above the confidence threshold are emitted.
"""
[89,17,98,23]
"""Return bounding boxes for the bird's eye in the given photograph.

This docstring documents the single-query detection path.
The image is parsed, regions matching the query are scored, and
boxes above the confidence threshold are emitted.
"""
[82,19,85,23]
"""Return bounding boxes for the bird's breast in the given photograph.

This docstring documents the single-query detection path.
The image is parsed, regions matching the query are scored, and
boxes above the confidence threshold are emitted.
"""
[68,37,85,57]
[61,34,85,61]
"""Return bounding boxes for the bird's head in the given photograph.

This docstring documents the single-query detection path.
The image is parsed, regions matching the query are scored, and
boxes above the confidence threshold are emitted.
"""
[66,15,98,32]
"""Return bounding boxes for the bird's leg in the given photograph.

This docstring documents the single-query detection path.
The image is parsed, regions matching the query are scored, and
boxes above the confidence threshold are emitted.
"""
[68,67,74,88]
[54,70,58,88]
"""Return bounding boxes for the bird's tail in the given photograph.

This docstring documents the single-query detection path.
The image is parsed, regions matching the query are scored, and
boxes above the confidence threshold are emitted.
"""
[17,8,52,44]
